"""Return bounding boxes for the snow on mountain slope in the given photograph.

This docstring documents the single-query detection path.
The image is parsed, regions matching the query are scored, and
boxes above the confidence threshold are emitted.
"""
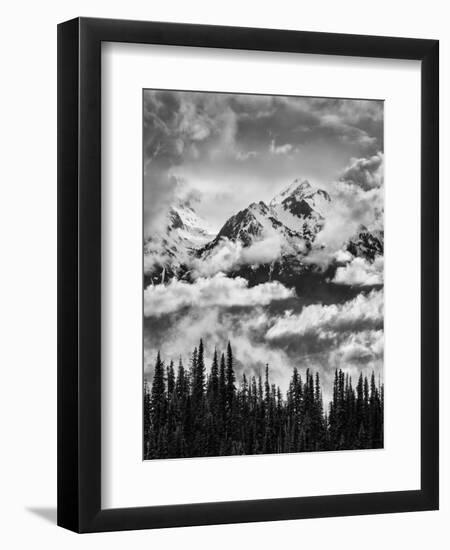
[347,228,384,261]
[212,201,272,246]
[170,204,215,249]
[269,179,331,240]
[144,202,215,282]
[201,179,329,257]
[144,178,383,288]
[270,178,331,217]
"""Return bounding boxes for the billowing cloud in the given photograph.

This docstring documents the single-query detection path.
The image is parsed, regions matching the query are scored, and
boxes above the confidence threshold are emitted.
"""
[333,256,384,286]
[339,152,384,190]
[143,91,239,235]
[144,273,294,317]
[304,182,383,268]
[191,228,288,278]
[144,305,295,393]
[144,289,383,403]
[335,330,384,364]
[302,151,384,269]
[265,289,383,341]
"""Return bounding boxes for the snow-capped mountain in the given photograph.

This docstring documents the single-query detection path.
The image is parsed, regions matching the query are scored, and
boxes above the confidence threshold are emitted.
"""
[212,201,272,246]
[144,201,214,284]
[270,178,331,217]
[201,179,329,257]
[196,179,332,285]
[144,178,383,288]
[348,228,384,261]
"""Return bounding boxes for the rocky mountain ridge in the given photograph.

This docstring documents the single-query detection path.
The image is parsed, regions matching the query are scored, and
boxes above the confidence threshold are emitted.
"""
[144,179,383,289]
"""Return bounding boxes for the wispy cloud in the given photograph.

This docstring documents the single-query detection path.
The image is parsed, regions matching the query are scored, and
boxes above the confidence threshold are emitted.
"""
[269,139,293,155]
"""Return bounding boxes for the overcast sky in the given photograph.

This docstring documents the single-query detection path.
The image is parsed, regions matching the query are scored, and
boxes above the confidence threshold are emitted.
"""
[143,90,383,234]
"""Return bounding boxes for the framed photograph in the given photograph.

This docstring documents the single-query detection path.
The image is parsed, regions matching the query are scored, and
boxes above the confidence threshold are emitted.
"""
[57,17,439,533]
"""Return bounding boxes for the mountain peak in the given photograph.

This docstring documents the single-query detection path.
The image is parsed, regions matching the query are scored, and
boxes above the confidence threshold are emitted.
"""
[248,200,270,215]
[213,201,270,246]
[293,178,312,190]
[169,202,213,235]
[270,178,331,212]
[144,201,215,281]
[270,179,312,206]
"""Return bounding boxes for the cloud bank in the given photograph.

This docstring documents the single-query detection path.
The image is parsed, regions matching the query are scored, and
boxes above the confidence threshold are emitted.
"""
[144,273,294,317]
[144,289,383,401]
[265,289,383,340]
[339,152,384,190]
[190,227,290,278]
[333,256,384,286]
[303,152,384,269]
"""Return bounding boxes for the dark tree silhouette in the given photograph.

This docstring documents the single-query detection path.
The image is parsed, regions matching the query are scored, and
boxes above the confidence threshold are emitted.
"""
[143,341,384,460]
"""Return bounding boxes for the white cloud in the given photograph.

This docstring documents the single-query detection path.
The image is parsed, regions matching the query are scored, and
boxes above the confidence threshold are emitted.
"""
[336,329,384,363]
[304,179,383,268]
[340,152,384,190]
[144,273,294,317]
[144,283,384,401]
[270,140,293,155]
[265,289,383,340]
[144,289,384,403]
[333,256,384,286]
[144,304,296,393]
[303,152,383,266]
[334,249,353,263]
[191,229,287,278]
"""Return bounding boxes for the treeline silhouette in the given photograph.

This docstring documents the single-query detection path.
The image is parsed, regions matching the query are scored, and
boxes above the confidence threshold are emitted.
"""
[144,340,383,459]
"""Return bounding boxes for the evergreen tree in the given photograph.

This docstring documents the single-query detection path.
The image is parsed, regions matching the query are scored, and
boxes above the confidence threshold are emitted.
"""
[149,352,166,457]
[207,348,219,405]
[190,347,198,393]
[193,340,205,406]
[218,352,227,436]
[143,379,151,459]
[144,342,384,459]
[225,342,236,406]
[225,342,236,449]
[167,361,175,397]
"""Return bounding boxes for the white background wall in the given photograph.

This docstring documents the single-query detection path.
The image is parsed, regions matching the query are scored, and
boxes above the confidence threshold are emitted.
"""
[0,0,448,548]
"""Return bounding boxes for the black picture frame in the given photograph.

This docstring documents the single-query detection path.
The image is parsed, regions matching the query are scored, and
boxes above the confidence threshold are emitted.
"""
[57,16,439,533]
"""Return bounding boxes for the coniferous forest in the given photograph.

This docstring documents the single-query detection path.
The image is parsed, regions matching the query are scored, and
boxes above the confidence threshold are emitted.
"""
[143,340,384,460]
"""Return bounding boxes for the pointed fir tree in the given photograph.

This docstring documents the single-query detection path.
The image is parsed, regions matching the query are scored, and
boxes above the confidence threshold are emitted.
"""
[167,361,175,397]
[143,342,384,459]
[193,339,205,407]
[207,348,219,405]
[225,342,236,405]
[149,351,166,457]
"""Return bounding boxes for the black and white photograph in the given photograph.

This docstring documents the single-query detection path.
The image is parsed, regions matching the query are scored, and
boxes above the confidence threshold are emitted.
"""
[143,90,384,460]
[0,1,443,542]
